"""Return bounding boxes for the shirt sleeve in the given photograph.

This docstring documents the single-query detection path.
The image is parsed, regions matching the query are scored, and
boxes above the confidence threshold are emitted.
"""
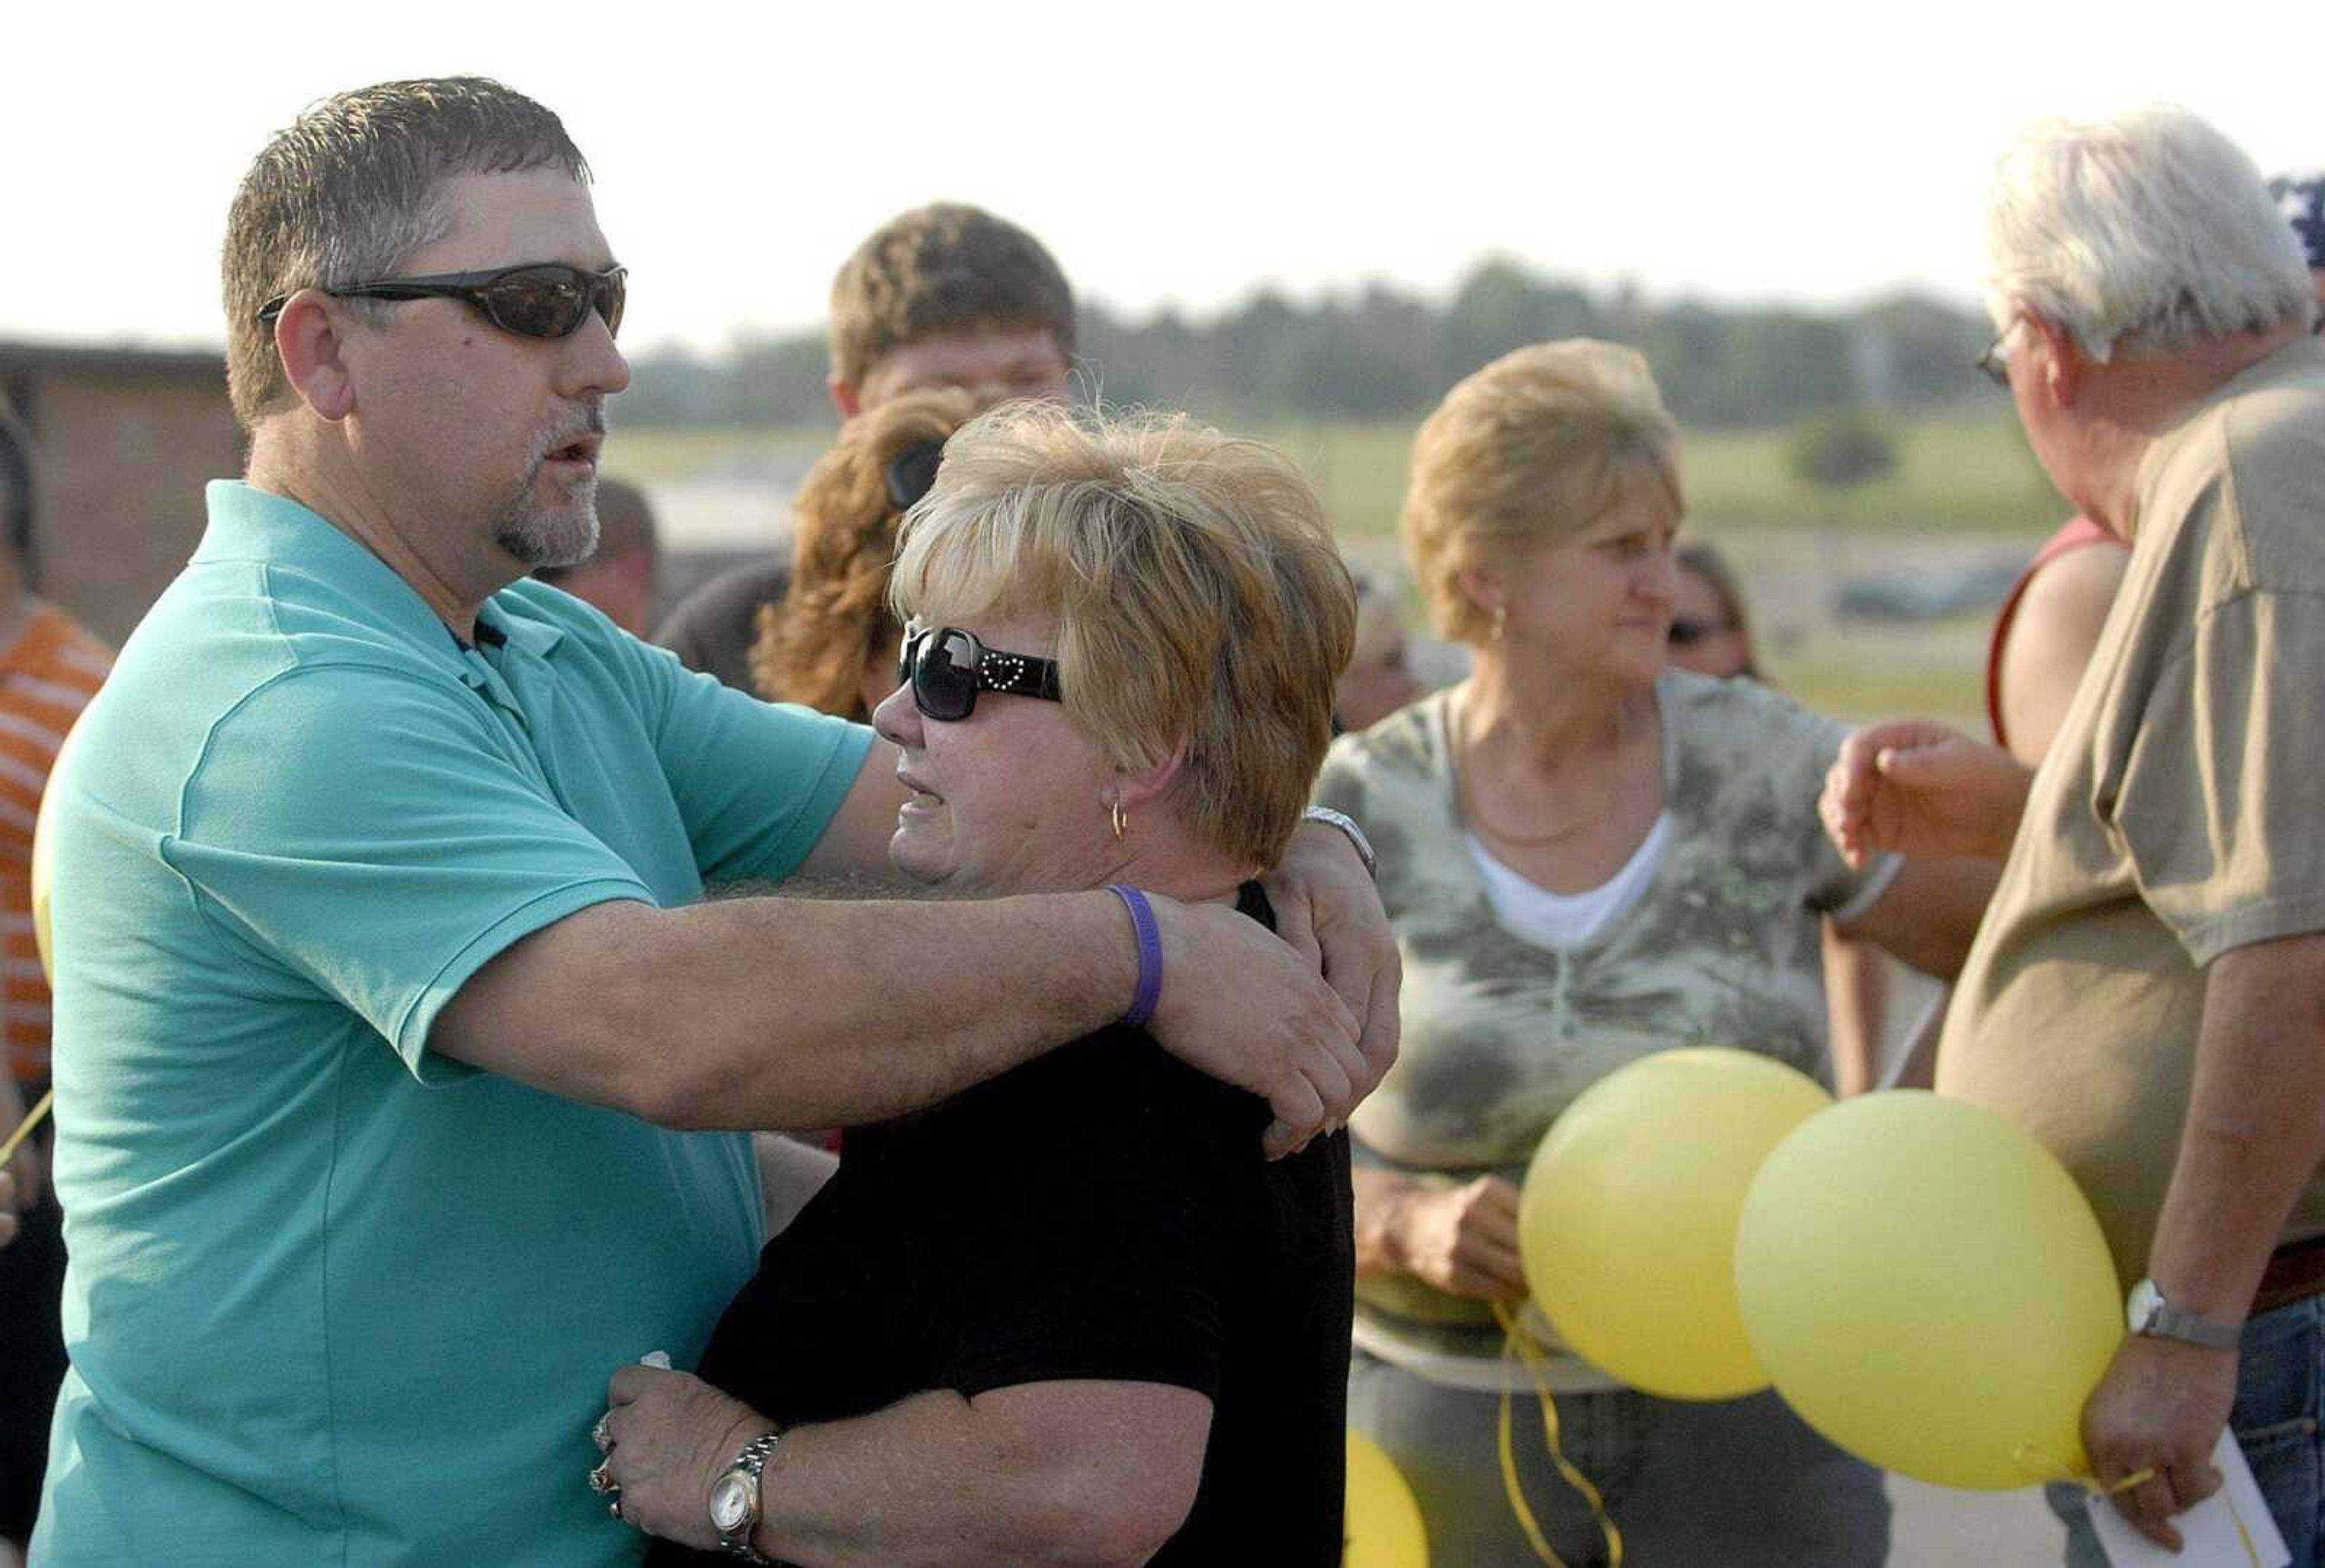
[163,664,655,1081]
[2112,588,2325,964]
[911,1036,1245,1401]
[621,634,874,887]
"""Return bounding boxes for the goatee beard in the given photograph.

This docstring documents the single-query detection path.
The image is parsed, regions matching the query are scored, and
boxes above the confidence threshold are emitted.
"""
[494,465,600,569]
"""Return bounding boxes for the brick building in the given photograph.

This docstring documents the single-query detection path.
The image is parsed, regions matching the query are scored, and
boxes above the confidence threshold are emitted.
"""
[0,341,242,644]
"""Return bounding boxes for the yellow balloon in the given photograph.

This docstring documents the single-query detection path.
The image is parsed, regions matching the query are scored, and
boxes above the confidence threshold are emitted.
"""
[1344,1430,1428,1567]
[1732,1090,2122,1491]
[1518,1047,1832,1400]
[30,716,86,984]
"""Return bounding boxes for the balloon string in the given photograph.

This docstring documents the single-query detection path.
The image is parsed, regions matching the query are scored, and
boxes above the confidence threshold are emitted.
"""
[2015,1445,2264,1567]
[2013,1444,2156,1497]
[2229,1497,2262,1567]
[1494,1302,1624,1567]
[1,1089,51,1168]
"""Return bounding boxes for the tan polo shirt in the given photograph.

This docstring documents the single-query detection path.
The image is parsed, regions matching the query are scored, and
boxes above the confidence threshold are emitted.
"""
[1940,337,2325,1287]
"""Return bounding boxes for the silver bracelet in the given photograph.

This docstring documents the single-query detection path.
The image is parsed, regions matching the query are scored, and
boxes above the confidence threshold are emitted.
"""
[1301,806,1376,879]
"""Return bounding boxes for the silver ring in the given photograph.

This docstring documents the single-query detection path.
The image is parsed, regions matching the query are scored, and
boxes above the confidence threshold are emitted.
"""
[610,1497,625,1522]
[588,1461,617,1497]
[592,1414,613,1453]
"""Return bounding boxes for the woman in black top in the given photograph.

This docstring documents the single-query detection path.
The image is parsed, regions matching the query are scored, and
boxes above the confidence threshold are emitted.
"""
[597,402,1360,1566]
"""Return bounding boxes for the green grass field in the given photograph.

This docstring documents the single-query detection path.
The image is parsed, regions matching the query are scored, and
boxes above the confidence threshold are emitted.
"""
[610,408,2056,542]
[1255,410,2056,541]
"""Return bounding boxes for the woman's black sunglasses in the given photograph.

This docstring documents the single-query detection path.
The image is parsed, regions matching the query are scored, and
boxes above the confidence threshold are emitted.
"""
[256,262,627,341]
[898,624,1063,721]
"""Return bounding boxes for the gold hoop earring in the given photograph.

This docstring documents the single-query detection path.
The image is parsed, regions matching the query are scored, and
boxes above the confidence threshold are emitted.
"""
[1110,800,1128,840]
[1491,603,1507,642]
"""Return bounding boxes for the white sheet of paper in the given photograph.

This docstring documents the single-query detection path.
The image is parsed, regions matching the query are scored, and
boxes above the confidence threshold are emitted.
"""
[2090,1430,2290,1568]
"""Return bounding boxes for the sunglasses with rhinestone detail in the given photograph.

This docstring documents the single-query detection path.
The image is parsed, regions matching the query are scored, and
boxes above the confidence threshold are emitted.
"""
[257,262,627,341]
[898,624,1064,721]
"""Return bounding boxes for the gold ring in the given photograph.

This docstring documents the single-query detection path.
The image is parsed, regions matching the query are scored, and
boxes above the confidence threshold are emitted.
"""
[588,1461,616,1496]
[592,1414,613,1453]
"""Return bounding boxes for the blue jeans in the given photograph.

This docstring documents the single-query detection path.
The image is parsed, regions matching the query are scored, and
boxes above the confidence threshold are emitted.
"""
[2049,1296,2325,1565]
[1348,1346,1889,1567]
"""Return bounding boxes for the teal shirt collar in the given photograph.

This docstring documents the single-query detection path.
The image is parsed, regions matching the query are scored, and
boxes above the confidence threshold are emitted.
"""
[196,480,564,662]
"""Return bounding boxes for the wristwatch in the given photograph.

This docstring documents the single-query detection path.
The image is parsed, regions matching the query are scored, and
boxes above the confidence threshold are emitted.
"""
[708,1428,781,1564]
[2126,1278,2241,1351]
[1301,805,1376,878]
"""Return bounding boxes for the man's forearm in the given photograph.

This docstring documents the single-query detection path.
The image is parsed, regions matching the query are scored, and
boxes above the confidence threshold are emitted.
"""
[755,1385,1206,1567]
[437,889,1132,1132]
[2146,934,2325,1321]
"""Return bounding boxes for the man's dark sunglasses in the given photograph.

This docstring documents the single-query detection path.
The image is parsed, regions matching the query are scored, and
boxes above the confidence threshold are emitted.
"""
[257,262,627,341]
[1667,616,1734,648]
[898,624,1063,721]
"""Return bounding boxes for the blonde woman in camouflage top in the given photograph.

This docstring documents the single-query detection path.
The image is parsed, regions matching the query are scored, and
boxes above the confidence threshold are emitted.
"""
[1321,341,1992,1566]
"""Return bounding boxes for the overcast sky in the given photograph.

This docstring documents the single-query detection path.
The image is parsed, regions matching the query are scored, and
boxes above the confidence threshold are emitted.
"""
[5,0,2315,355]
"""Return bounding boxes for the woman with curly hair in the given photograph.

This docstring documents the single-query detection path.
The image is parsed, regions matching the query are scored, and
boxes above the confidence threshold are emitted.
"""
[750,387,975,718]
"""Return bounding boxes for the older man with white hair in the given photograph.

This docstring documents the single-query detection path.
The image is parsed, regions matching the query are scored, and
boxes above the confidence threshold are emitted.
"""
[1822,106,2325,1558]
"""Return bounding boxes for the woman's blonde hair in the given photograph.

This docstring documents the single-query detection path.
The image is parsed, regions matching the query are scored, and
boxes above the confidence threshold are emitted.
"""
[891,403,1355,870]
[751,387,977,716]
[1402,339,1682,644]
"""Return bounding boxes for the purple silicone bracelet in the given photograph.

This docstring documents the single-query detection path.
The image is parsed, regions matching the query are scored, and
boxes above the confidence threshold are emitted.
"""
[1107,884,1163,1029]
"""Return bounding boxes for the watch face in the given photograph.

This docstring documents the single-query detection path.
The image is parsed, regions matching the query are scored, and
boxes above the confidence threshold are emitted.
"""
[710,1472,751,1533]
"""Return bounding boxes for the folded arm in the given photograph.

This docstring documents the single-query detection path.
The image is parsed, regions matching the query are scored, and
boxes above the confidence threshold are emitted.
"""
[604,1365,1210,1567]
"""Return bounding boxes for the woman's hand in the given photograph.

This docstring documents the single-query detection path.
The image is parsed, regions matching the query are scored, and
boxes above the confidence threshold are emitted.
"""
[1358,1170,1530,1302]
[599,1364,773,1552]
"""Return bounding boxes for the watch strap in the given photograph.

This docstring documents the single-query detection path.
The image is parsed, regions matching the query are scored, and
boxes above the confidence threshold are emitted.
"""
[1302,806,1376,878]
[2129,1279,2242,1351]
[715,1429,782,1564]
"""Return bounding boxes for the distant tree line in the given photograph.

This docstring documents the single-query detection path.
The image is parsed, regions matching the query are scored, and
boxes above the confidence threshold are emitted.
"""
[616,258,1994,432]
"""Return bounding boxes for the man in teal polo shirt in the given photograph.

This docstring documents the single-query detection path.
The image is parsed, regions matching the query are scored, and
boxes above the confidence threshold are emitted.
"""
[32,79,1395,1565]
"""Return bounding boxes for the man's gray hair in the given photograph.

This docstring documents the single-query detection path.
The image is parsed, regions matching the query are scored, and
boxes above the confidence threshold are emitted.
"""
[223,77,590,430]
[1985,105,2315,362]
